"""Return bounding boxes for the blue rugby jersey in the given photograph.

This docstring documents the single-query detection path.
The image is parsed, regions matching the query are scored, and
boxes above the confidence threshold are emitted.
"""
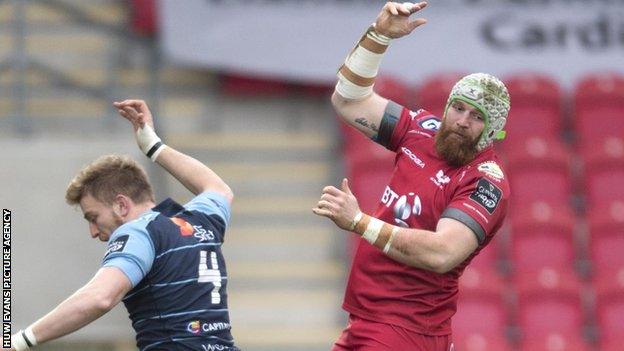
[102,192,239,351]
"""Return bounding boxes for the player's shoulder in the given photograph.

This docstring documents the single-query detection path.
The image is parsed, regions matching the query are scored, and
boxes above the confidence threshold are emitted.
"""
[403,107,441,138]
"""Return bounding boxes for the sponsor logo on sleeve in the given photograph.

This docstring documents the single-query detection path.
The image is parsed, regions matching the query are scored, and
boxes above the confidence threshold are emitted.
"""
[104,235,129,257]
[417,117,441,131]
[477,161,505,182]
[469,178,502,214]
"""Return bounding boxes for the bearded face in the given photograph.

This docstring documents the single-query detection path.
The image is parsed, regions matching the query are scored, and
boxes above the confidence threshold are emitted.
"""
[435,105,483,167]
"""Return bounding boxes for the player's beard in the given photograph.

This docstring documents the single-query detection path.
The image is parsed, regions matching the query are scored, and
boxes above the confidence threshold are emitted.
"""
[435,120,480,167]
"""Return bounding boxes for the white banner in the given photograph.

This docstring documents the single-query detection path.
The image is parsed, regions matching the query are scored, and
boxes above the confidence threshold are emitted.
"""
[160,0,624,87]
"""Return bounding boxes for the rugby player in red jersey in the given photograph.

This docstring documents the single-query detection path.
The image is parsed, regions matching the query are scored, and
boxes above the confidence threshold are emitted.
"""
[312,2,511,350]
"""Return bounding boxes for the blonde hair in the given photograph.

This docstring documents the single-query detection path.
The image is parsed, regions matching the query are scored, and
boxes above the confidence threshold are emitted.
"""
[66,154,154,205]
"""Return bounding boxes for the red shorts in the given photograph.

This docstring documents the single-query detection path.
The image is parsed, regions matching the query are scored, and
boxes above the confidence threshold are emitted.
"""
[332,315,454,351]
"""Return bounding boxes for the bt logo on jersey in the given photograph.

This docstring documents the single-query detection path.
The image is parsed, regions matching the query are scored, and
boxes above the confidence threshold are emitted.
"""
[381,186,422,227]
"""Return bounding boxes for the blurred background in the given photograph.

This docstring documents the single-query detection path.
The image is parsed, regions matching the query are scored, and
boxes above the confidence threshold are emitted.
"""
[1,1,623,351]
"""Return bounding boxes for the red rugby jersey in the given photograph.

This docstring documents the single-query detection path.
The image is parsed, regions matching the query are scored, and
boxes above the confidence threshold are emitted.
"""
[342,102,510,335]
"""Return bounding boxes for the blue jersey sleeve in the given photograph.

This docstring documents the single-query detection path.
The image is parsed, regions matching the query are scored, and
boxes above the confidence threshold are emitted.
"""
[102,214,156,287]
[184,191,231,225]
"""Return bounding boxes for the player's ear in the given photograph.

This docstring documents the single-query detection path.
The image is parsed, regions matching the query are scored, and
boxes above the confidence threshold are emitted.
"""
[113,195,130,217]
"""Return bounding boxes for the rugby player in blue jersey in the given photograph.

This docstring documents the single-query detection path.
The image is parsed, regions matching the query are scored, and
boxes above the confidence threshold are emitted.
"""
[9,100,239,351]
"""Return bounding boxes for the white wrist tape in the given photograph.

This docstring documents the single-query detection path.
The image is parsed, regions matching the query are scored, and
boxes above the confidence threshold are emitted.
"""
[367,28,391,46]
[350,212,364,231]
[136,124,166,162]
[383,227,398,254]
[362,217,384,245]
[12,327,37,350]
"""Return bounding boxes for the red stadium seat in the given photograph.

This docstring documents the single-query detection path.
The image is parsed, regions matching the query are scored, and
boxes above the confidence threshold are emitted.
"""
[573,72,624,148]
[504,137,572,208]
[503,73,563,147]
[459,266,506,298]
[514,268,585,340]
[509,203,576,273]
[454,294,508,339]
[467,236,501,270]
[453,334,513,351]
[519,334,591,351]
[341,122,394,174]
[593,268,624,342]
[582,137,624,210]
[600,337,624,351]
[374,75,412,108]
[588,202,624,275]
[416,72,466,117]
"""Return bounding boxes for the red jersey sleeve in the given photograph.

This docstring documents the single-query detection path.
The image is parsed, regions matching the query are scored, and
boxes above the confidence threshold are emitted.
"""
[441,162,510,244]
[376,100,441,152]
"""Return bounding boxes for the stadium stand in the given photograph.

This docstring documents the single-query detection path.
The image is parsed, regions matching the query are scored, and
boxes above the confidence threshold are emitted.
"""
[502,73,563,150]
[519,334,592,351]
[592,268,624,344]
[504,137,572,209]
[509,206,577,274]
[587,202,624,277]
[455,266,509,338]
[573,72,624,149]
[415,72,466,117]
[581,137,624,211]
[513,268,586,342]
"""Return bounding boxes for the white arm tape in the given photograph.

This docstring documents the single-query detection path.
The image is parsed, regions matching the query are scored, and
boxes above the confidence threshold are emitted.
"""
[383,227,398,254]
[336,74,374,100]
[345,46,384,79]
[362,217,384,245]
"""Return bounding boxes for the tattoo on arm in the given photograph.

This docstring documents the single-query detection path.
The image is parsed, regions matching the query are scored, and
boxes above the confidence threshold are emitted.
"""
[355,117,379,133]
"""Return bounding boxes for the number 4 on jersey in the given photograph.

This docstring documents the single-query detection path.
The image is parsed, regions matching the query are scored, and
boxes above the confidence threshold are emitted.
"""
[198,250,221,304]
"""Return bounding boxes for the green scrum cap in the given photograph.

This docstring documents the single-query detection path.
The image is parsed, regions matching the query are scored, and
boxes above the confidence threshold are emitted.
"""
[444,73,511,151]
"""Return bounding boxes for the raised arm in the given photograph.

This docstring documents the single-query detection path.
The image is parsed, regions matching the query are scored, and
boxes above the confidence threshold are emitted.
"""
[333,1,428,138]
[114,99,233,204]
[313,179,478,274]
[9,268,131,351]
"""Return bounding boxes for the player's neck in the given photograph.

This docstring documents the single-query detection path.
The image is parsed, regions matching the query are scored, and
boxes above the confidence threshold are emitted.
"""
[124,201,156,223]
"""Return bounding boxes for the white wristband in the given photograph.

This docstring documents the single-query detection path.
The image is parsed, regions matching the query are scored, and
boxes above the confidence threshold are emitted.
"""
[12,327,37,351]
[25,327,37,347]
[362,217,384,245]
[136,124,166,162]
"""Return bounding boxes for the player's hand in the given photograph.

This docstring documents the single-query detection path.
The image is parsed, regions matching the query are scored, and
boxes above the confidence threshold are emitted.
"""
[313,178,361,231]
[113,99,155,133]
[374,1,428,39]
